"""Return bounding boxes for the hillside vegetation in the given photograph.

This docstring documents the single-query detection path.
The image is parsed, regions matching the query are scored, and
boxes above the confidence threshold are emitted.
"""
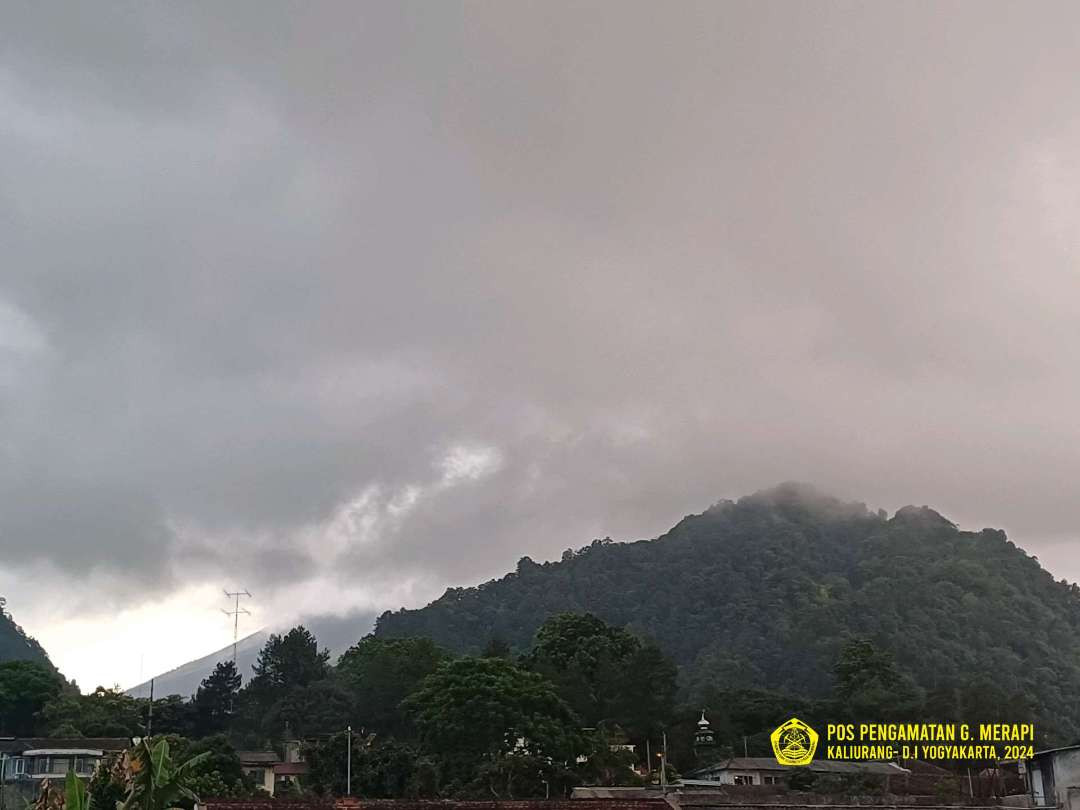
[375,483,1080,742]
[0,599,52,668]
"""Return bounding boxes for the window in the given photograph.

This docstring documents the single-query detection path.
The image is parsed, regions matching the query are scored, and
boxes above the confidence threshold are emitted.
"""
[764,776,782,785]
[734,774,755,785]
[12,758,26,776]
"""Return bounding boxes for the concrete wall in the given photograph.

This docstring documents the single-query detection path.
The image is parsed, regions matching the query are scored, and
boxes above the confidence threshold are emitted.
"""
[241,766,276,796]
[1039,750,1080,807]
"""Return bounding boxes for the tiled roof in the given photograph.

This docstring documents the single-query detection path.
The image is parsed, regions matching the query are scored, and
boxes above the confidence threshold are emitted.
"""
[691,757,909,776]
[274,762,309,775]
[238,751,280,764]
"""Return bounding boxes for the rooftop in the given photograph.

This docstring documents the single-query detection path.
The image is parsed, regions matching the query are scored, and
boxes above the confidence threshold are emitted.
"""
[238,751,280,764]
[691,757,910,777]
[274,762,309,776]
[1032,744,1080,758]
[0,738,130,755]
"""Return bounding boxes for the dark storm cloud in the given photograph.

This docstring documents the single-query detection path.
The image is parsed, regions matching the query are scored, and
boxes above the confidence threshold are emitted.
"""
[3,1,1080,617]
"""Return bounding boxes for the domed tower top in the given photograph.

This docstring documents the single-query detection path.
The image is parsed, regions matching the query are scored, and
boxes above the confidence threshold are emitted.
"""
[694,709,716,749]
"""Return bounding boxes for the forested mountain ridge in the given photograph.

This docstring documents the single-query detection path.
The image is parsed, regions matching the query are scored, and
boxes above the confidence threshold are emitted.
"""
[0,599,53,668]
[375,482,1080,742]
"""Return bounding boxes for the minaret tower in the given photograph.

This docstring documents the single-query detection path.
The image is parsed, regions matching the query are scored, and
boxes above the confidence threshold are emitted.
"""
[694,709,716,752]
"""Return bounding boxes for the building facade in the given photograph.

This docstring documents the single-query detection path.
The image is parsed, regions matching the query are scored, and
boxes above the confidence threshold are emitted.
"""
[238,741,308,797]
[1028,745,1080,807]
[0,738,130,801]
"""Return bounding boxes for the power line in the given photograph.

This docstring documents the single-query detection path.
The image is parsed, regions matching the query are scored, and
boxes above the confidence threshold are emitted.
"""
[222,588,252,663]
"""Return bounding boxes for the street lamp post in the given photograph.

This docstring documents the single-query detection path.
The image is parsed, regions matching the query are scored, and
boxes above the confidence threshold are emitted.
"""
[346,726,352,796]
[655,750,665,790]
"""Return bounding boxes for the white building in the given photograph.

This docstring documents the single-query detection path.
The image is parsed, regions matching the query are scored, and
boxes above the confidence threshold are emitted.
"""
[1029,745,1080,807]
[0,737,129,784]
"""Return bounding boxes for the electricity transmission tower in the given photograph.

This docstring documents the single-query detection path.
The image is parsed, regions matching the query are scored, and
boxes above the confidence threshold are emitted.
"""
[222,589,252,663]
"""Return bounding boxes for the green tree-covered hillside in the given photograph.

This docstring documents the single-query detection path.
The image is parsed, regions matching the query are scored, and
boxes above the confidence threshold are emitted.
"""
[0,598,53,668]
[375,483,1080,742]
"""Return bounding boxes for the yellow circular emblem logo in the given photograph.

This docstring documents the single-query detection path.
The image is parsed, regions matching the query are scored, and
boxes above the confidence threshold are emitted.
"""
[770,717,819,766]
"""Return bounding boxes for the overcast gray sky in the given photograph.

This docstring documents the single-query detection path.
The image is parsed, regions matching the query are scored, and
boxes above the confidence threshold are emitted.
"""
[3,1,1080,689]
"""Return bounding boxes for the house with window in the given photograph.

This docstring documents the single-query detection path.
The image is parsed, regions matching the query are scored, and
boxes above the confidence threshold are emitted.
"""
[0,738,130,799]
[238,751,279,794]
[238,741,308,797]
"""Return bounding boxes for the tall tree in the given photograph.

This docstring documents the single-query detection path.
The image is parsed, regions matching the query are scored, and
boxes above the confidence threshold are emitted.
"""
[174,734,256,801]
[248,627,329,694]
[403,656,582,790]
[240,627,332,740]
[526,613,676,740]
[39,687,143,737]
[305,732,425,798]
[193,661,242,737]
[268,676,356,738]
[831,638,920,721]
[336,636,448,737]
[0,660,63,735]
[148,694,195,737]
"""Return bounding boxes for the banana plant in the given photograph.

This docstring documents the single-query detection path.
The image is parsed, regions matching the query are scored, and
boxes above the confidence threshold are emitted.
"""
[30,771,89,810]
[30,777,65,810]
[65,771,89,810]
[115,738,211,810]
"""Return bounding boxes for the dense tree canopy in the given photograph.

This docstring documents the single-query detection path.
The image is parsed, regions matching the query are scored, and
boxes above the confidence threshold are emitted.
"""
[239,625,333,739]
[192,661,241,737]
[0,660,64,735]
[403,657,584,797]
[830,637,920,721]
[525,613,676,742]
[336,636,447,737]
[175,734,255,800]
[404,657,582,764]
[1,608,1035,800]
[41,686,146,737]
[268,675,356,738]
[375,483,1080,743]
[0,598,54,669]
[248,626,330,695]
[5,483,1074,799]
[305,732,425,798]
